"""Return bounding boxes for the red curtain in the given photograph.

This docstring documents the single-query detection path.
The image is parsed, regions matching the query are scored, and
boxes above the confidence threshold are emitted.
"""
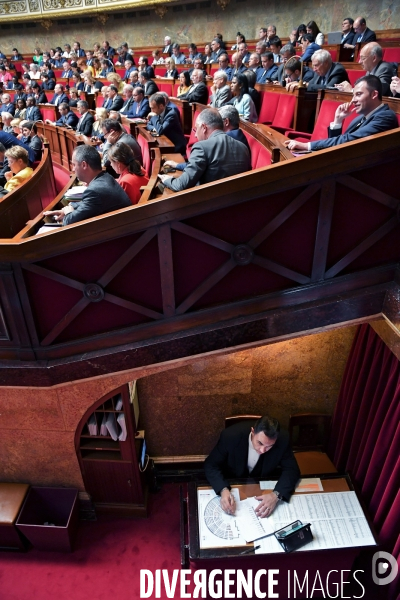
[329,324,400,600]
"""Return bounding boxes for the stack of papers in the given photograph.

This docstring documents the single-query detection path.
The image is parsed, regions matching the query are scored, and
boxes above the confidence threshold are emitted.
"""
[87,414,98,436]
[117,413,127,441]
[64,186,85,200]
[105,413,119,441]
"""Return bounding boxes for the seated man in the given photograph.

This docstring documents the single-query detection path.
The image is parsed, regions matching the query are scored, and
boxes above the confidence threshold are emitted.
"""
[49,84,69,106]
[101,118,142,166]
[25,97,43,122]
[209,70,232,108]
[286,75,398,153]
[171,43,187,65]
[139,71,159,97]
[0,93,15,116]
[103,85,124,111]
[46,102,79,129]
[284,57,320,92]
[347,16,376,49]
[158,108,251,192]
[179,69,209,104]
[123,60,137,80]
[126,86,150,119]
[138,56,155,79]
[75,100,95,136]
[303,50,349,92]
[272,44,297,85]
[61,61,73,79]
[44,145,131,226]
[204,415,300,516]
[256,52,278,83]
[20,121,42,162]
[146,92,187,155]
[335,43,396,97]
[299,34,321,63]
[218,104,250,153]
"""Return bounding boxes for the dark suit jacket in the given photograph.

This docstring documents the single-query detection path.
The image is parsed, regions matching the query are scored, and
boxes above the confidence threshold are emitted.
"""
[164,68,179,79]
[126,98,150,119]
[143,80,159,97]
[75,111,95,135]
[257,64,278,83]
[34,92,48,104]
[63,171,131,226]
[109,95,124,111]
[0,130,35,163]
[56,111,79,129]
[341,31,357,46]
[180,82,209,104]
[25,106,42,121]
[307,62,350,91]
[0,102,15,115]
[311,104,398,151]
[226,128,250,153]
[300,42,321,63]
[369,61,397,97]
[50,92,69,106]
[21,134,42,161]
[204,421,300,501]
[42,80,55,91]
[146,105,187,155]
[356,27,376,44]
[163,129,251,192]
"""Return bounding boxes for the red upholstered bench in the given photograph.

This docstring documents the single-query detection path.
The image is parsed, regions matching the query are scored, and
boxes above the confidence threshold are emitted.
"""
[0,483,30,550]
[285,98,358,143]
[242,130,272,169]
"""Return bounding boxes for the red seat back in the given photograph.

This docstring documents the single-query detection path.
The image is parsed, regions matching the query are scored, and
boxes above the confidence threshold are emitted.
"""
[382,48,400,63]
[257,91,280,124]
[242,130,271,169]
[186,109,201,158]
[271,93,296,130]
[328,49,337,61]
[137,134,152,176]
[311,99,358,141]
[347,69,366,86]
[157,81,174,95]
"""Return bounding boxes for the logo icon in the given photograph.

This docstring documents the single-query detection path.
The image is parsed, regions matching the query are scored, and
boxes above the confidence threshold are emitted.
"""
[372,551,398,586]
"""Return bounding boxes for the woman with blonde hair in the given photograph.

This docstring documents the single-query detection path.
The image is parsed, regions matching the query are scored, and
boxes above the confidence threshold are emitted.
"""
[164,57,178,79]
[107,71,124,92]
[108,142,148,205]
[91,106,109,140]
[3,146,33,193]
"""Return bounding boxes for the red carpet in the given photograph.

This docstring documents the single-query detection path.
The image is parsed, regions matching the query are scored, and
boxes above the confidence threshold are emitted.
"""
[0,483,182,600]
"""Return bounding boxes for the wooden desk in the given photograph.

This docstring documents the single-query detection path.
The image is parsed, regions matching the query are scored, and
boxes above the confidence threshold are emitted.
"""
[182,476,378,599]
[294,450,338,476]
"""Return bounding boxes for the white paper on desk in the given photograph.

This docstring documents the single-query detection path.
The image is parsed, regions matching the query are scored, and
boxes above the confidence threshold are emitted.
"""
[197,488,246,549]
[64,186,85,198]
[255,491,376,554]
[236,497,275,542]
[259,480,278,490]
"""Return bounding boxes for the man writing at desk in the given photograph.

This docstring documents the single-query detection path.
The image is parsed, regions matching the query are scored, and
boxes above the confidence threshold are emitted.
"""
[204,415,300,518]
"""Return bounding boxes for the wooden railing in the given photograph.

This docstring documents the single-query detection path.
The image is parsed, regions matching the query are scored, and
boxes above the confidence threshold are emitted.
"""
[0,147,58,239]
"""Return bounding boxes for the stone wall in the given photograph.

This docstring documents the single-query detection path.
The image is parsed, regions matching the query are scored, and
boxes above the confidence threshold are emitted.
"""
[0,325,356,490]
[0,0,398,55]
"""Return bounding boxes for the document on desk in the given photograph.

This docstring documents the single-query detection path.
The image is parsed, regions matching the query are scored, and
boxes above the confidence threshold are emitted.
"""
[235,497,275,542]
[198,488,246,549]
[255,491,376,555]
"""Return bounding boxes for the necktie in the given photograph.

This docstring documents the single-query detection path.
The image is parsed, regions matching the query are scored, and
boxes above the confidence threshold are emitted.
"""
[354,117,366,130]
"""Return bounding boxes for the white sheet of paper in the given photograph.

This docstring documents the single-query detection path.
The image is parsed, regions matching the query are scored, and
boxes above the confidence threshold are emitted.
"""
[259,480,278,490]
[236,496,275,542]
[197,488,246,549]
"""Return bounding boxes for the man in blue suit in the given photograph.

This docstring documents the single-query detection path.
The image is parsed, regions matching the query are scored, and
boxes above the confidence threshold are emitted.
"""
[146,93,186,155]
[0,93,15,116]
[285,75,398,153]
[256,52,278,83]
[126,87,150,119]
[49,84,69,106]
[299,34,321,63]
[25,97,42,122]
[46,103,79,129]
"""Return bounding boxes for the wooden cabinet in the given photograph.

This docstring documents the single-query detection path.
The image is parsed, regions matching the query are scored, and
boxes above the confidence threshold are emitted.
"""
[75,383,147,516]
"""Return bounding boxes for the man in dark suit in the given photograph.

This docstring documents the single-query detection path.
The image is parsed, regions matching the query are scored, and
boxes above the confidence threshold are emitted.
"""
[101,119,142,166]
[75,100,95,135]
[61,61,73,79]
[102,40,115,59]
[146,93,187,155]
[353,17,376,45]
[47,102,79,129]
[204,415,300,516]
[209,70,232,108]
[217,54,233,81]
[126,86,150,119]
[341,17,356,46]
[179,69,209,104]
[286,75,398,153]
[44,146,131,226]
[335,43,396,97]
[162,36,173,56]
[210,38,224,63]
[119,84,135,115]
[299,34,321,63]
[257,52,278,83]
[0,93,15,116]
[218,104,250,153]
[139,72,159,97]
[25,97,42,121]
[40,73,55,91]
[138,56,155,79]
[103,85,124,111]
[49,84,69,106]
[302,50,350,92]
[123,60,137,80]
[158,108,251,192]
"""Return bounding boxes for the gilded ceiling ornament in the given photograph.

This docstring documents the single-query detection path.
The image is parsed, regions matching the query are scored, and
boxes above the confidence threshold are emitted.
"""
[28,0,39,10]
[216,0,230,9]
[40,17,52,28]
[154,5,167,18]
[0,1,26,13]
[96,12,108,24]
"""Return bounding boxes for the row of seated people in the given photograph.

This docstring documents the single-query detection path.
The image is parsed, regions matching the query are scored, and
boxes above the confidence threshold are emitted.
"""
[37,72,400,232]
